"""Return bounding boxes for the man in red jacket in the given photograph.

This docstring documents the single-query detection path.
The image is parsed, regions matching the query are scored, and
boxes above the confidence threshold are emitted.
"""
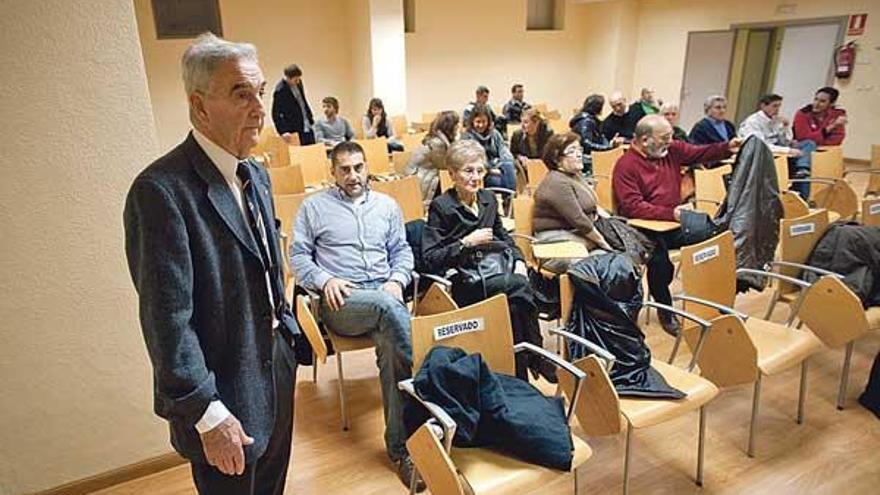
[613,114,741,334]
[792,86,847,147]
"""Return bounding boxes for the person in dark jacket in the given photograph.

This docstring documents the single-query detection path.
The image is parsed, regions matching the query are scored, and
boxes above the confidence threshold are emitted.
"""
[502,83,531,124]
[462,103,516,192]
[570,94,625,174]
[421,140,555,383]
[689,95,736,145]
[510,108,553,161]
[660,101,689,142]
[601,91,636,142]
[271,64,315,145]
[627,87,660,125]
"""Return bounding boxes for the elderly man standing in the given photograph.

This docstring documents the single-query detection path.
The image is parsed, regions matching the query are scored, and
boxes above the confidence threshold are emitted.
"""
[613,115,741,334]
[291,141,423,491]
[124,34,299,494]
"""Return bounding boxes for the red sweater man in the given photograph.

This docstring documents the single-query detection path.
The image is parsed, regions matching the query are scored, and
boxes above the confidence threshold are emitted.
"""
[613,140,732,221]
[792,86,847,146]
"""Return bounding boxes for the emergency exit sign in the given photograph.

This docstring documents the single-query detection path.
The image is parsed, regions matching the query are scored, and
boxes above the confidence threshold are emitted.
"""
[848,13,867,36]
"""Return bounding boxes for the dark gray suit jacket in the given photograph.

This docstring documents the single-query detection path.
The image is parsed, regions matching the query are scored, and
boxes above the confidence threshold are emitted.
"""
[124,133,299,463]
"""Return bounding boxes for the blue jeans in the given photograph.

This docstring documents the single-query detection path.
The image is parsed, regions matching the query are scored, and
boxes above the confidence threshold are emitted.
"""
[320,287,412,462]
[484,160,517,191]
[789,140,817,200]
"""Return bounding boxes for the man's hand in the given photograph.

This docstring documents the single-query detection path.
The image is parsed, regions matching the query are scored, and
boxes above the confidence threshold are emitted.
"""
[830,115,848,129]
[200,414,253,476]
[281,133,293,144]
[673,203,693,222]
[611,134,626,147]
[462,228,493,248]
[780,117,791,127]
[514,260,528,276]
[382,281,403,302]
[323,278,354,311]
[727,138,744,152]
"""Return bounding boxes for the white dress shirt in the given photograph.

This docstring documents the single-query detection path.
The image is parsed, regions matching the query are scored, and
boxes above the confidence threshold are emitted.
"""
[191,129,276,434]
[738,110,794,154]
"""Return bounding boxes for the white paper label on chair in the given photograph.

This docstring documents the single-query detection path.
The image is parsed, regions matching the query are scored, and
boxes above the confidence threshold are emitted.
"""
[790,223,815,237]
[692,245,719,265]
[869,203,880,215]
[433,318,485,341]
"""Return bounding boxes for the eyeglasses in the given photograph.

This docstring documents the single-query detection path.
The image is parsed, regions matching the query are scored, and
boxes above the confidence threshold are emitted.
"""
[460,167,487,177]
[563,147,584,159]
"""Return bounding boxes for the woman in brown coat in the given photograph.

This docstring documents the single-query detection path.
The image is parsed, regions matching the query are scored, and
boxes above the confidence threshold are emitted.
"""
[532,132,612,273]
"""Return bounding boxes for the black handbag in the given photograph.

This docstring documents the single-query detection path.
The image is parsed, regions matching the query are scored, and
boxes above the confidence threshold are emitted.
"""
[679,209,719,245]
[457,241,516,287]
[594,216,655,265]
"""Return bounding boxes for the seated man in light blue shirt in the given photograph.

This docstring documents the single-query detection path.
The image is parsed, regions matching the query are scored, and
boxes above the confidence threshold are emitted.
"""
[291,141,421,491]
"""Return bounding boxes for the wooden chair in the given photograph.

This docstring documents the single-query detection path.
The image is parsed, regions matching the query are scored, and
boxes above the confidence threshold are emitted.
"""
[267,165,305,195]
[551,296,719,494]
[862,197,880,226]
[273,192,310,290]
[401,131,427,152]
[354,137,394,177]
[693,164,730,215]
[403,294,593,495]
[254,133,296,167]
[677,231,822,457]
[533,102,549,114]
[392,150,412,175]
[762,209,880,409]
[591,147,624,212]
[290,144,331,188]
[547,118,570,136]
[524,158,548,194]
[421,112,437,125]
[809,147,843,201]
[370,176,424,223]
[391,114,408,138]
[775,154,844,221]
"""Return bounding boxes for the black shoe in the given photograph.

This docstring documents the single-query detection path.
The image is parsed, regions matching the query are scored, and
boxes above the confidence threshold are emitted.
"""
[529,356,559,384]
[397,456,426,492]
[658,310,681,337]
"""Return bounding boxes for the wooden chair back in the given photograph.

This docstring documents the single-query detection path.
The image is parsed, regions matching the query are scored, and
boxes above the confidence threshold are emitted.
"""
[813,179,859,220]
[370,176,424,223]
[679,231,736,321]
[409,294,515,375]
[401,132,427,152]
[780,191,810,218]
[592,147,624,212]
[525,159,548,191]
[685,314,759,388]
[798,276,870,349]
[256,133,295,167]
[512,196,537,268]
[268,165,305,195]
[778,209,830,296]
[290,144,331,187]
[533,102,549,114]
[558,355,623,436]
[868,144,880,196]
[547,118,570,135]
[392,150,412,175]
[406,424,466,495]
[274,192,310,241]
[693,164,731,215]
[415,283,459,317]
[862,198,880,226]
[421,112,437,125]
[439,170,453,192]
[295,295,329,363]
[774,154,789,185]
[355,137,392,175]
[810,147,844,200]
[390,114,408,138]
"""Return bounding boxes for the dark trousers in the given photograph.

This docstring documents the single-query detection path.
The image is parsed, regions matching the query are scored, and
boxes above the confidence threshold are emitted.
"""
[859,351,880,419]
[298,130,316,146]
[644,229,687,306]
[191,332,297,495]
[452,273,542,379]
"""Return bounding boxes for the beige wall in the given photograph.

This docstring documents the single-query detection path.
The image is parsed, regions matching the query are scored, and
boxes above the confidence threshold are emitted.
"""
[631,0,880,159]
[0,1,167,494]
[134,0,357,151]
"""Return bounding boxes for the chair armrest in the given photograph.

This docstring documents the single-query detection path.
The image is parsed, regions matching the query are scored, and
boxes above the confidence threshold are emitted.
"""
[510,233,538,242]
[398,379,457,453]
[736,267,812,289]
[644,301,712,370]
[768,261,843,279]
[673,294,749,321]
[693,198,722,206]
[788,177,838,185]
[514,342,587,422]
[484,186,517,196]
[547,327,616,371]
[418,272,453,289]
[844,169,880,177]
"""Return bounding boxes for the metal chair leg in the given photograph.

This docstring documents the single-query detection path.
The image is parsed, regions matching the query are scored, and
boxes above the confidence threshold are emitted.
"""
[623,422,633,495]
[697,406,706,486]
[763,291,779,320]
[336,352,349,431]
[312,352,318,383]
[797,360,808,424]
[837,342,855,410]
[574,465,580,495]
[748,375,762,458]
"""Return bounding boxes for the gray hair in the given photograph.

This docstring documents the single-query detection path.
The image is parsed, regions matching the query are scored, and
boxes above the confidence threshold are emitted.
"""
[446,139,487,172]
[634,114,670,139]
[703,95,727,114]
[181,32,258,95]
[659,101,679,113]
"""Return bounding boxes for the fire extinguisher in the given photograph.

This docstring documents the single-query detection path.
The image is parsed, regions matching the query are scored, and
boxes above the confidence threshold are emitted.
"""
[834,42,857,79]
